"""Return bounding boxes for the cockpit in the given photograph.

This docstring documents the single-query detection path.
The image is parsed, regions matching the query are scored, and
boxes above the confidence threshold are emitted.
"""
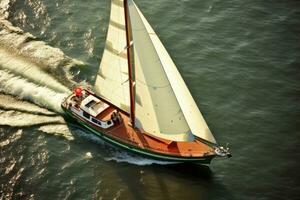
[65,87,123,129]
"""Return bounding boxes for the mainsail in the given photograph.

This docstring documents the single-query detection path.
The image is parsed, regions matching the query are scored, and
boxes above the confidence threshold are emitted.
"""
[94,0,130,112]
[95,0,216,143]
[127,0,216,143]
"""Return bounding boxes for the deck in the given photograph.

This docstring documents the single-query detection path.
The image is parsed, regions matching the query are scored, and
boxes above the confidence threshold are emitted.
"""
[79,106,214,158]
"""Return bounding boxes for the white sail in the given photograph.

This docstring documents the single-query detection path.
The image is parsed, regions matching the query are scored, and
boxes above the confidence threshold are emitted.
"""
[94,0,130,112]
[128,0,216,143]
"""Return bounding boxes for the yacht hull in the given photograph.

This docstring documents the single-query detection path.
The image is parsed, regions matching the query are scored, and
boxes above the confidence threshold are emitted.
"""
[60,88,218,164]
[61,106,215,164]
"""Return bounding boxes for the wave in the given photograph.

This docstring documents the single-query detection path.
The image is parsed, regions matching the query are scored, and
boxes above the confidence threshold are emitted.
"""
[0,48,70,94]
[104,152,180,166]
[0,129,22,148]
[0,1,89,114]
[0,69,67,113]
[0,94,56,116]
[0,0,10,20]
[0,1,89,113]
[0,2,85,89]
[0,109,65,127]
[38,124,74,141]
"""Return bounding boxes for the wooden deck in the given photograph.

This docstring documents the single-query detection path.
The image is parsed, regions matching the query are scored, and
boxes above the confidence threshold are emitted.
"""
[80,107,214,158]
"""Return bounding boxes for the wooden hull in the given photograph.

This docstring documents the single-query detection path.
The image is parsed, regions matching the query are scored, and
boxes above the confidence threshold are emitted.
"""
[61,93,217,164]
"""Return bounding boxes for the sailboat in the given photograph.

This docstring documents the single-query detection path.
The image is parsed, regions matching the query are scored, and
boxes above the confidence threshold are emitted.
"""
[61,0,231,163]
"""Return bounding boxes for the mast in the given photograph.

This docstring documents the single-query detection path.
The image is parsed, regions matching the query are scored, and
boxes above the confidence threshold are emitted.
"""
[124,0,135,127]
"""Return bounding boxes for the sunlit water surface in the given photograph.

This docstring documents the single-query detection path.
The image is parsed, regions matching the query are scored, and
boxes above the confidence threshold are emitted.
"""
[0,0,300,199]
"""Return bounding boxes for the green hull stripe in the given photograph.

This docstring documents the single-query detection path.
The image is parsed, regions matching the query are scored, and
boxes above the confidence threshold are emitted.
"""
[63,107,213,163]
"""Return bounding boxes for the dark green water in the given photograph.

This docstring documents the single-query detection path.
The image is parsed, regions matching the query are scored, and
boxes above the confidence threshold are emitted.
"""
[1,0,300,199]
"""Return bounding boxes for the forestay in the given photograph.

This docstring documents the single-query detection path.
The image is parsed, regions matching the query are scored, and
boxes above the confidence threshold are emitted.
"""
[128,0,216,143]
[94,0,130,112]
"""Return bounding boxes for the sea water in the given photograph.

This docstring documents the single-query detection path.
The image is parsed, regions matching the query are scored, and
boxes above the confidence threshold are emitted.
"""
[0,0,299,199]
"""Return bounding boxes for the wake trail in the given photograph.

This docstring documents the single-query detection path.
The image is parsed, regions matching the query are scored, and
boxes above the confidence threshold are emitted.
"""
[0,109,65,127]
[0,94,56,116]
[104,152,180,166]
[0,69,68,113]
[0,48,70,94]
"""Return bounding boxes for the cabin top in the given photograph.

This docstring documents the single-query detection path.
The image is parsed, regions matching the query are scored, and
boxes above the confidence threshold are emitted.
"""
[80,95,109,117]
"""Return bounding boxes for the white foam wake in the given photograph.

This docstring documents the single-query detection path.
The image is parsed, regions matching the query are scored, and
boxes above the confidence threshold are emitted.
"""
[0,109,65,127]
[0,94,55,115]
[38,124,74,141]
[0,69,68,113]
[0,48,70,94]
[0,0,10,20]
[104,152,180,166]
